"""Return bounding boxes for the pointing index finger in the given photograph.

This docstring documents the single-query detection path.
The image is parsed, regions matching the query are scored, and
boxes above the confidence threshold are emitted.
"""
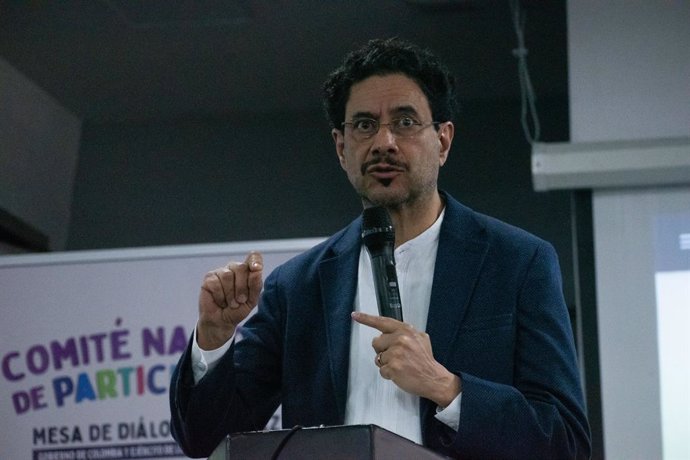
[351,311,401,333]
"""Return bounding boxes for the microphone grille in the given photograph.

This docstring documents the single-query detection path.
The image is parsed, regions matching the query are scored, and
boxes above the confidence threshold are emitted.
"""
[361,206,394,243]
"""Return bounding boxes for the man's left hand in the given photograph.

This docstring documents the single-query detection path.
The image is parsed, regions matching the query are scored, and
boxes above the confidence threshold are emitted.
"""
[351,311,461,407]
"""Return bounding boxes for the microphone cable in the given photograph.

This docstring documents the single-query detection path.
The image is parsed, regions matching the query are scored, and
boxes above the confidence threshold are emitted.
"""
[269,424,304,460]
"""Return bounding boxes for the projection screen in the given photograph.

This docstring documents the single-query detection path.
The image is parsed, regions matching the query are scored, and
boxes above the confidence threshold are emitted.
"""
[594,186,689,460]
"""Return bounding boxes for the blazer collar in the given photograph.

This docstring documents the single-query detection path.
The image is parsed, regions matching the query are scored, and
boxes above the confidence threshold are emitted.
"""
[426,192,489,362]
[421,192,490,428]
[319,217,362,422]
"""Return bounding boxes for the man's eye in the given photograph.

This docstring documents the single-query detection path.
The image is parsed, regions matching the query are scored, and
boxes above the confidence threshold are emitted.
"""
[354,119,376,131]
[396,117,417,128]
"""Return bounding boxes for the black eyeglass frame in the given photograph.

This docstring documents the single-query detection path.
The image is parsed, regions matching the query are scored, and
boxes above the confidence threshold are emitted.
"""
[340,117,442,140]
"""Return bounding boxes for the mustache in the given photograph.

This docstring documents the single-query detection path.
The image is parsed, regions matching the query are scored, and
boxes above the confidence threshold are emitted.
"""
[360,158,406,176]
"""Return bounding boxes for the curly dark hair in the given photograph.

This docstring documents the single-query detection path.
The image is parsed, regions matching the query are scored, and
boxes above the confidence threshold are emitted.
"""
[322,37,458,130]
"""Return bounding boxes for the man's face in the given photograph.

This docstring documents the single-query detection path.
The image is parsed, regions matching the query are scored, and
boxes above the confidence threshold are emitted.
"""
[332,73,453,210]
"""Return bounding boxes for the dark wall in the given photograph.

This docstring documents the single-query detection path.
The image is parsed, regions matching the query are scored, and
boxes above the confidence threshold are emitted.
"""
[69,111,354,247]
[68,96,573,303]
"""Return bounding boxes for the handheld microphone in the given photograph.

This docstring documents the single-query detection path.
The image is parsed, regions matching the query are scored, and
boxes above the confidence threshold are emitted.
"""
[361,206,403,321]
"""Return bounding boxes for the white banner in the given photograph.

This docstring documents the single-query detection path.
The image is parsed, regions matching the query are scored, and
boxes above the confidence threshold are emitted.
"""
[0,238,322,460]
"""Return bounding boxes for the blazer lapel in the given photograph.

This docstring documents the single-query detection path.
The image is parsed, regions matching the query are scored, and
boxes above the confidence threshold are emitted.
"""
[422,197,489,423]
[319,221,361,423]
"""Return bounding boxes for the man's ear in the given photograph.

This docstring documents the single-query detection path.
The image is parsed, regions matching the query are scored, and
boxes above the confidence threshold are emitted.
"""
[438,122,454,166]
[332,128,346,168]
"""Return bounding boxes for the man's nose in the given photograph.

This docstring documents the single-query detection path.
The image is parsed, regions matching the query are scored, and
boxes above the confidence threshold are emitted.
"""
[371,124,399,154]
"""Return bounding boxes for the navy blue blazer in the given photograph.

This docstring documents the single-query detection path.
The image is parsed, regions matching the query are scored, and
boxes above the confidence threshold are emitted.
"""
[170,193,591,459]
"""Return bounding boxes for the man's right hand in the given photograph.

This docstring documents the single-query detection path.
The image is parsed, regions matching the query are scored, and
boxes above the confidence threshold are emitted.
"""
[197,252,264,350]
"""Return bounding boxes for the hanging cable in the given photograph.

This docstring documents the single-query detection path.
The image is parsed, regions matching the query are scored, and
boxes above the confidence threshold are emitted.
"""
[509,0,541,145]
[269,425,303,460]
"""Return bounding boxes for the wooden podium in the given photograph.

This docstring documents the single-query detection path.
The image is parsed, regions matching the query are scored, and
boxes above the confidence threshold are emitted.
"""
[208,424,446,459]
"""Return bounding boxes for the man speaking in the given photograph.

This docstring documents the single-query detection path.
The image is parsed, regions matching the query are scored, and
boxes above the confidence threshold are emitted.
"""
[169,38,591,459]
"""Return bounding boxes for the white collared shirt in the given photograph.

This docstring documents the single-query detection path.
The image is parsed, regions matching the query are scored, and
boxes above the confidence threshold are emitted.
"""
[344,207,460,443]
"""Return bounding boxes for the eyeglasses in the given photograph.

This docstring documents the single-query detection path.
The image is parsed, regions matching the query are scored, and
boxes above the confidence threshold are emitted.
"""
[341,116,440,141]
